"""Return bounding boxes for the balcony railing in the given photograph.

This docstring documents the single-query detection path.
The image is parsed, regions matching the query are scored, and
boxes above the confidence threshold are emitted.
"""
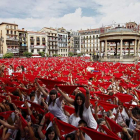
[48,39,58,41]
[48,34,57,37]
[6,36,18,41]
[30,45,46,49]
[7,48,19,53]
[48,47,59,51]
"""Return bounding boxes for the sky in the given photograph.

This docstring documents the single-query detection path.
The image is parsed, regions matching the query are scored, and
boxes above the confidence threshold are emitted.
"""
[0,0,140,31]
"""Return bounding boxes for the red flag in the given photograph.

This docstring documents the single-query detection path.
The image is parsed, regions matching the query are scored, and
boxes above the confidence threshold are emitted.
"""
[55,118,77,135]
[12,100,24,106]
[95,93,114,101]
[5,86,17,93]
[39,78,66,90]
[105,116,122,133]
[57,85,80,94]
[0,111,14,120]
[101,125,121,139]
[80,127,119,140]
[19,114,28,128]
[114,93,133,103]
[45,112,54,121]
[64,105,75,115]
[98,102,118,112]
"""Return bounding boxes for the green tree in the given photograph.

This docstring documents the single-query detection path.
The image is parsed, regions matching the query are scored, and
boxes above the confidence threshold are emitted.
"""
[53,54,58,57]
[68,52,74,57]
[38,52,45,57]
[46,53,49,57]
[3,53,14,58]
[23,51,32,58]
[77,53,82,57]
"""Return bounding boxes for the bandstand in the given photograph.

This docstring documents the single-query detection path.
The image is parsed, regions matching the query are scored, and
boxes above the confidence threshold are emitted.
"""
[99,28,140,62]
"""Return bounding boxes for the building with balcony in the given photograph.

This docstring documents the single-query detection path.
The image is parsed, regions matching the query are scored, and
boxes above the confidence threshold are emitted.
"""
[39,27,58,56]
[18,28,28,56]
[27,31,47,55]
[67,30,74,54]
[0,22,19,55]
[57,27,68,57]
[71,31,80,55]
[79,28,101,56]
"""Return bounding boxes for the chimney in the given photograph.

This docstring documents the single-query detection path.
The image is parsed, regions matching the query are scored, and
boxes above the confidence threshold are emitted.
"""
[22,28,24,31]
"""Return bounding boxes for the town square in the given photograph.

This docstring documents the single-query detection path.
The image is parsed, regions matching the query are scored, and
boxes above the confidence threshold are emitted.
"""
[0,0,140,140]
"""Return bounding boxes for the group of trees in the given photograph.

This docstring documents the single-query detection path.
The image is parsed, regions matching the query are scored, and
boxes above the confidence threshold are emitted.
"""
[3,51,83,59]
[2,52,61,58]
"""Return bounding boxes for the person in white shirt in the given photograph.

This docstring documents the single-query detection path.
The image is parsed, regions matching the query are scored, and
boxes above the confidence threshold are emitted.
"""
[56,85,97,130]
[8,65,14,75]
[35,79,68,123]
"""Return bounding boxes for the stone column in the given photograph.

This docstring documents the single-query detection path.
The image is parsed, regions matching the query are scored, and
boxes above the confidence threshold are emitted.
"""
[120,39,123,59]
[128,41,131,56]
[104,40,107,59]
[40,36,42,46]
[28,35,31,52]
[99,41,102,58]
[34,35,36,46]
[134,39,137,56]
[137,40,140,57]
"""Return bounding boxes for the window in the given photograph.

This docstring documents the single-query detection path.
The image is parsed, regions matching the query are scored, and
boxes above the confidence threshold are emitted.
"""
[37,49,39,52]
[37,37,40,41]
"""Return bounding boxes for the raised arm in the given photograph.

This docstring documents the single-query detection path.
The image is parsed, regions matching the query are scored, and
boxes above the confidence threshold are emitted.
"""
[35,78,49,98]
[83,85,90,109]
[38,115,46,140]
[55,86,74,105]
[2,127,11,140]
[28,122,38,140]
[94,101,99,120]
[0,119,15,130]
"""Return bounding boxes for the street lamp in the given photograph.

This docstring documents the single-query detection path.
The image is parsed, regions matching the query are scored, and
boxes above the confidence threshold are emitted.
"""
[0,36,4,58]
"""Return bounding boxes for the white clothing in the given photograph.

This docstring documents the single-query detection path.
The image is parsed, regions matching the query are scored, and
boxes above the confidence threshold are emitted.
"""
[85,134,92,140]
[48,98,68,123]
[82,104,97,129]
[129,118,136,130]
[7,129,18,140]
[34,92,42,105]
[113,108,129,123]
[11,112,16,122]
[8,68,13,75]
[69,114,80,127]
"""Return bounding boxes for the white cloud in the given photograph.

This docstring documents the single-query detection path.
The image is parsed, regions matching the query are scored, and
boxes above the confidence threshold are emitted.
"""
[0,0,140,31]
[47,8,97,30]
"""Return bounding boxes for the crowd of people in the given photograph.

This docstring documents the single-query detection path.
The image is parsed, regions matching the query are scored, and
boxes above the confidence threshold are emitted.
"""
[0,57,140,140]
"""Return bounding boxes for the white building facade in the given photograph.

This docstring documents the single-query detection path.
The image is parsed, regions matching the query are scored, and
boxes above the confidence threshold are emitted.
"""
[57,28,68,57]
[27,31,48,55]
[79,29,101,55]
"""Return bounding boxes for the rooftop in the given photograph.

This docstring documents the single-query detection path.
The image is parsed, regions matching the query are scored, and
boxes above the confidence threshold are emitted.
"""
[102,27,139,34]
[0,22,18,26]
